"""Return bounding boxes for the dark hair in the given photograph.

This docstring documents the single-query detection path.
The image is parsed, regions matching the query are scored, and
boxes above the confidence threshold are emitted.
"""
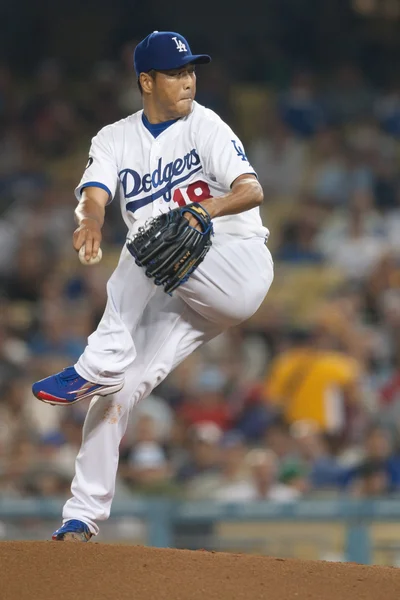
[137,70,156,95]
[288,327,314,346]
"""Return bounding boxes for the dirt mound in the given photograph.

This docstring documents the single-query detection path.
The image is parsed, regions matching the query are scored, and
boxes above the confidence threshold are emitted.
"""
[1,541,400,600]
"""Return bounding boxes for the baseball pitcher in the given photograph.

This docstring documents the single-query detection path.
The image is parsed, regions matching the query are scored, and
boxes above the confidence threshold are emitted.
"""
[32,31,274,541]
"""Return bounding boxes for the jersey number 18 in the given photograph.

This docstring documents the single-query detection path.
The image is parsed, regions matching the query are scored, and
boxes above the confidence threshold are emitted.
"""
[173,181,212,207]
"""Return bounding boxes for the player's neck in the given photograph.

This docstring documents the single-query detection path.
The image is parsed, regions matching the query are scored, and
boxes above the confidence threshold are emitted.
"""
[142,100,183,124]
[143,108,178,124]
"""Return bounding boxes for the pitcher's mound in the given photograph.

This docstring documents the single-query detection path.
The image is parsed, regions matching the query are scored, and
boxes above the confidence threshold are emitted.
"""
[1,541,400,600]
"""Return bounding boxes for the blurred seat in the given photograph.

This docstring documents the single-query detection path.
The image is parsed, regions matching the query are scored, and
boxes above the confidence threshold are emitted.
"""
[230,84,273,142]
[248,263,346,328]
[261,197,300,252]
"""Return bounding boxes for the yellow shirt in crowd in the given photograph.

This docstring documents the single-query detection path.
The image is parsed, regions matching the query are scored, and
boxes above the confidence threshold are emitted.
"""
[264,349,360,432]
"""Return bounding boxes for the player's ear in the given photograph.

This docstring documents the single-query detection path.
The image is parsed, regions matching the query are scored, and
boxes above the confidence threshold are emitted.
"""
[140,72,155,95]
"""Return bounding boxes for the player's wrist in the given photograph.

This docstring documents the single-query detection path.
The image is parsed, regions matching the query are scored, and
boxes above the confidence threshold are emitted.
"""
[80,216,102,228]
[199,197,218,219]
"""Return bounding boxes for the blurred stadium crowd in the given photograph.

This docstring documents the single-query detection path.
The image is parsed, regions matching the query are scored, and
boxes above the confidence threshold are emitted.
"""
[2,45,400,506]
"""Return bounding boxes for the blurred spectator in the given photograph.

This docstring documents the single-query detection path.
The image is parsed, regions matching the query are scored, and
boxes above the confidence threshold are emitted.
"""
[375,81,400,137]
[2,240,52,304]
[0,125,27,180]
[120,414,176,496]
[275,211,324,263]
[0,323,30,390]
[324,64,375,124]
[278,70,325,138]
[350,460,390,497]
[177,422,222,484]
[116,40,144,115]
[316,194,385,260]
[345,426,400,496]
[38,414,84,478]
[233,383,277,442]
[22,60,79,160]
[126,393,175,451]
[380,351,400,432]
[314,283,374,366]
[0,435,39,496]
[249,109,307,197]
[265,420,296,462]
[291,420,347,491]
[0,63,18,124]
[265,421,309,494]
[195,61,233,120]
[186,430,248,501]
[264,328,362,436]
[318,200,387,280]
[28,304,90,361]
[4,34,400,506]
[85,60,123,128]
[21,468,71,497]
[244,448,300,501]
[179,366,233,431]
[0,378,34,453]
[383,187,400,255]
[302,129,373,206]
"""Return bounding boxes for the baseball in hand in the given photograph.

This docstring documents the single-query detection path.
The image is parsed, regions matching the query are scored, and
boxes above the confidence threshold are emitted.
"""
[79,246,102,266]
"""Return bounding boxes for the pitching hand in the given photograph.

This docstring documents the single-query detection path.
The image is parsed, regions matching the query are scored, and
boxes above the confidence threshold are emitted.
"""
[73,218,102,261]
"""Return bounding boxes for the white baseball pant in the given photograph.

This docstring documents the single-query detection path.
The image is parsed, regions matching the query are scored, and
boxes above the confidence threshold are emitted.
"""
[63,234,274,533]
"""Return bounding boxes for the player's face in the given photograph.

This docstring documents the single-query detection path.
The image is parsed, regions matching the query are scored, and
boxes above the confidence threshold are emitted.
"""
[153,65,196,119]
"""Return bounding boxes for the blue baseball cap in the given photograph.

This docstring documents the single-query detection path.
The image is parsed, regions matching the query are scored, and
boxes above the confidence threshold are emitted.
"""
[134,31,211,76]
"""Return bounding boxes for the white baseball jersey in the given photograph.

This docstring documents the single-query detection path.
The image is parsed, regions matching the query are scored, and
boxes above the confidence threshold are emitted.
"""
[75,101,269,239]
[63,101,274,534]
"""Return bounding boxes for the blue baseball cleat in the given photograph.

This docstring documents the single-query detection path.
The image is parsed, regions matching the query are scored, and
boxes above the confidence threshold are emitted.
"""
[52,520,93,542]
[32,366,124,406]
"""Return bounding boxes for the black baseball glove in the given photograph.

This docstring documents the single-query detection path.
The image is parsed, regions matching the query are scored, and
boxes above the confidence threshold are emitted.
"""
[126,202,213,295]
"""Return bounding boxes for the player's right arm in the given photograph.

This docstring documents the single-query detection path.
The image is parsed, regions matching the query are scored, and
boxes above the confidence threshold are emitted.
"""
[73,188,108,261]
[74,125,119,260]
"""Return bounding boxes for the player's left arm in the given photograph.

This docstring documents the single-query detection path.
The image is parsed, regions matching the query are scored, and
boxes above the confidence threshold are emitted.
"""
[201,174,263,218]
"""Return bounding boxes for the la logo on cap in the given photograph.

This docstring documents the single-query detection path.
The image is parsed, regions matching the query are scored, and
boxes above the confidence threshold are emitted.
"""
[172,36,187,52]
